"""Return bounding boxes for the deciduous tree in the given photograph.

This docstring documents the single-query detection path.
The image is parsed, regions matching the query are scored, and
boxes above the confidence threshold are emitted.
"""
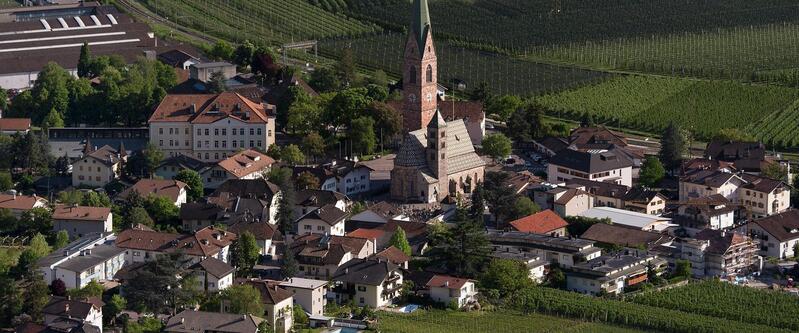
[639,156,666,187]
[388,228,412,256]
[232,231,260,276]
[350,116,376,156]
[174,169,204,201]
[482,133,512,162]
[221,284,264,315]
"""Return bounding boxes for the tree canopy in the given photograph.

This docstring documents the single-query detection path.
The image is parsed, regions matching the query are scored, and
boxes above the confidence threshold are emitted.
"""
[639,156,666,187]
[482,133,512,162]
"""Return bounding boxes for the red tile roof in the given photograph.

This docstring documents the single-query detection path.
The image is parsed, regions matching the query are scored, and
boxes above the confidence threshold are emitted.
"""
[0,193,45,211]
[426,275,471,290]
[52,205,111,222]
[0,118,31,131]
[148,92,275,124]
[115,226,236,257]
[347,228,386,240]
[373,246,410,265]
[509,209,568,234]
[217,149,276,178]
[119,179,188,203]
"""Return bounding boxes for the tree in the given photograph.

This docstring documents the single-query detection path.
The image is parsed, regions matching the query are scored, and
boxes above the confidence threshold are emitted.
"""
[564,216,612,237]
[68,280,104,299]
[28,63,71,125]
[280,144,305,165]
[286,98,321,135]
[512,197,540,220]
[546,265,566,288]
[485,95,523,121]
[369,69,388,87]
[350,116,376,156]
[309,67,341,93]
[639,156,666,187]
[470,183,486,223]
[126,254,193,314]
[142,196,178,228]
[674,260,692,279]
[335,47,357,87]
[295,171,319,190]
[209,40,234,61]
[233,231,260,276]
[365,84,389,102]
[388,228,412,256]
[125,207,153,229]
[23,276,49,322]
[427,208,490,277]
[482,133,512,162]
[366,102,403,139]
[480,258,533,296]
[266,167,292,186]
[28,233,51,259]
[470,82,491,102]
[301,132,326,161]
[0,172,12,192]
[77,43,91,78]
[483,172,517,227]
[81,191,112,207]
[293,304,309,327]
[323,88,371,130]
[49,279,67,297]
[174,169,203,200]
[281,243,297,279]
[221,284,264,315]
[142,143,163,177]
[762,163,788,181]
[712,128,755,142]
[126,317,163,333]
[42,108,64,129]
[0,87,7,113]
[251,48,280,77]
[233,40,256,69]
[104,294,127,325]
[208,71,228,93]
[53,230,69,250]
[659,122,687,171]
[275,180,296,234]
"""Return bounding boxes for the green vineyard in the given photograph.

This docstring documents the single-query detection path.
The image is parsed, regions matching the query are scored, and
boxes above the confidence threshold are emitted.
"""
[319,34,610,96]
[532,76,799,141]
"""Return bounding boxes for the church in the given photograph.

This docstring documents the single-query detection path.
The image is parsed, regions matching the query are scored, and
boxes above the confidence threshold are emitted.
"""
[390,0,486,203]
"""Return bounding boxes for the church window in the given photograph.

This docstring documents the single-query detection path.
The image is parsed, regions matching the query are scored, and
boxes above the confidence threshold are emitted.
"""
[426,65,433,82]
[409,66,417,84]
[441,153,445,159]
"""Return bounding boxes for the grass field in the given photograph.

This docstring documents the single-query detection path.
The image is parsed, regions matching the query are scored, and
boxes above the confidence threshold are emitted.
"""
[320,34,611,96]
[533,75,799,140]
[377,310,647,333]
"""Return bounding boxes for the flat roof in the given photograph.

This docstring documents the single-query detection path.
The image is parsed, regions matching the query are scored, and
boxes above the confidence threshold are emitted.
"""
[55,244,125,273]
[578,207,671,230]
[280,277,328,290]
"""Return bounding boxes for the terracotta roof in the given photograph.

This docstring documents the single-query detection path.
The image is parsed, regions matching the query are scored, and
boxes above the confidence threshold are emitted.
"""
[295,189,348,207]
[694,229,753,255]
[580,223,668,248]
[84,145,122,166]
[52,205,111,222]
[228,221,280,242]
[148,92,275,124]
[554,188,589,205]
[373,246,410,265]
[426,275,470,290]
[216,149,276,178]
[0,193,45,210]
[191,257,234,278]
[569,126,627,149]
[387,100,484,125]
[115,226,236,257]
[509,210,568,234]
[0,118,31,131]
[291,234,369,265]
[347,228,386,240]
[42,297,101,319]
[241,279,293,305]
[752,209,799,242]
[119,179,187,203]
[740,173,787,194]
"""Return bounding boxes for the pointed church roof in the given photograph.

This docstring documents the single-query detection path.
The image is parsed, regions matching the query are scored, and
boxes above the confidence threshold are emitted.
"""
[428,109,446,128]
[411,0,432,53]
[83,138,93,157]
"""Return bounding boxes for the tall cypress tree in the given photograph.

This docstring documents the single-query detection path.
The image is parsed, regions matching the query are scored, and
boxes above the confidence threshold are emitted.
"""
[659,122,686,172]
[77,43,91,78]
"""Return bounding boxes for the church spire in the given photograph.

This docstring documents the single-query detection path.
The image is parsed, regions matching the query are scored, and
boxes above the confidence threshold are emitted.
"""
[411,0,431,52]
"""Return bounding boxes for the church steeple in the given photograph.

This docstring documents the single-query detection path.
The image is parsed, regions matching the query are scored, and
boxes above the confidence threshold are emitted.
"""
[402,0,438,132]
[412,0,431,54]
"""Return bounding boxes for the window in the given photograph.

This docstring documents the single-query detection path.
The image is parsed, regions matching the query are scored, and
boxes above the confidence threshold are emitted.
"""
[240,141,245,147]
[304,225,311,230]
[409,66,417,84]
[357,286,366,292]
[205,129,209,135]
[426,64,433,82]
[185,140,189,147]
[232,141,237,148]
[214,153,219,160]
[250,128,255,135]
[205,153,209,160]
[133,251,140,256]
[159,140,163,146]
[215,129,219,136]
[222,129,226,135]
[185,128,189,135]
[268,130,272,136]
[197,129,201,135]
[359,297,365,304]
[169,128,173,135]
[214,141,219,148]
[222,141,227,148]
[257,140,262,147]
[317,226,324,231]
[257,128,262,135]
[159,128,163,134]
[250,141,254,147]
[205,141,209,147]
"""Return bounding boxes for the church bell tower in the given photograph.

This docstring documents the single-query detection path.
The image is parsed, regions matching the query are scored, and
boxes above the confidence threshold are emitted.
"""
[402,0,438,132]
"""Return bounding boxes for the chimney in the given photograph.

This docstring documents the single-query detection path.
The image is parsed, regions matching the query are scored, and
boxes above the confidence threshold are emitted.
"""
[190,104,196,114]
[180,318,184,324]
[444,281,449,287]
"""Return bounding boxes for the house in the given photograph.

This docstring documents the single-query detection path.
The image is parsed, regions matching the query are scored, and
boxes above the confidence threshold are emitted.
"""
[154,154,208,180]
[487,231,601,269]
[148,92,276,162]
[622,187,667,215]
[533,185,593,217]
[280,277,328,317]
[380,220,430,255]
[565,178,628,209]
[71,144,126,188]
[490,251,547,283]
[530,136,569,158]
[228,220,282,258]
[679,170,744,202]
[654,230,758,278]
[290,234,375,279]
[547,147,634,187]
[190,257,234,292]
[580,223,671,250]
[565,254,667,296]
[425,275,477,309]
[115,226,236,265]
[578,207,673,232]
[52,205,113,239]
[347,201,406,231]
[37,233,124,289]
[0,118,31,135]
[182,178,282,228]
[240,280,294,333]
[0,192,48,217]
[294,159,373,197]
[118,179,189,207]
[189,62,237,82]
[373,246,411,269]
[673,195,736,232]
[332,258,404,308]
[509,209,568,237]
[296,204,348,236]
[506,171,544,196]
[157,49,200,71]
[747,209,799,259]
[48,128,147,160]
[739,173,790,217]
[201,149,276,189]
[569,126,628,150]
[43,297,104,333]
[294,189,349,218]
[165,310,263,333]
[704,140,791,176]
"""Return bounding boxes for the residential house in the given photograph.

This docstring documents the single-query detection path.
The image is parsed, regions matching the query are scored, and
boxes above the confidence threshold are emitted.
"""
[52,205,113,239]
[115,226,236,265]
[487,231,601,269]
[165,310,263,333]
[652,230,758,278]
[294,159,372,197]
[566,178,628,209]
[565,254,667,296]
[71,145,126,188]
[0,118,31,135]
[679,170,744,202]
[506,171,544,196]
[42,297,104,333]
[240,280,294,333]
[533,185,593,217]
[294,189,349,218]
[228,220,282,258]
[509,209,568,237]
[568,126,628,150]
[48,128,146,160]
[187,178,281,228]
[189,62,236,82]
[580,223,671,251]
[154,154,208,181]
[118,179,189,207]
[704,140,791,176]
[490,251,547,283]
[280,278,328,317]
[0,192,48,217]
[148,92,276,162]
[425,275,477,309]
[290,234,375,279]
[200,149,276,189]
[347,201,405,232]
[673,195,736,232]
[578,207,673,232]
[190,257,234,292]
[373,246,411,270]
[530,136,568,158]
[37,233,124,289]
[739,173,790,218]
[296,204,348,236]
[747,209,799,259]
[547,147,634,187]
[622,187,667,215]
[332,258,404,308]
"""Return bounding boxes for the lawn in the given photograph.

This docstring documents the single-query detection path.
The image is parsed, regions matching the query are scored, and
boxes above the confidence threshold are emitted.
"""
[376,310,647,333]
